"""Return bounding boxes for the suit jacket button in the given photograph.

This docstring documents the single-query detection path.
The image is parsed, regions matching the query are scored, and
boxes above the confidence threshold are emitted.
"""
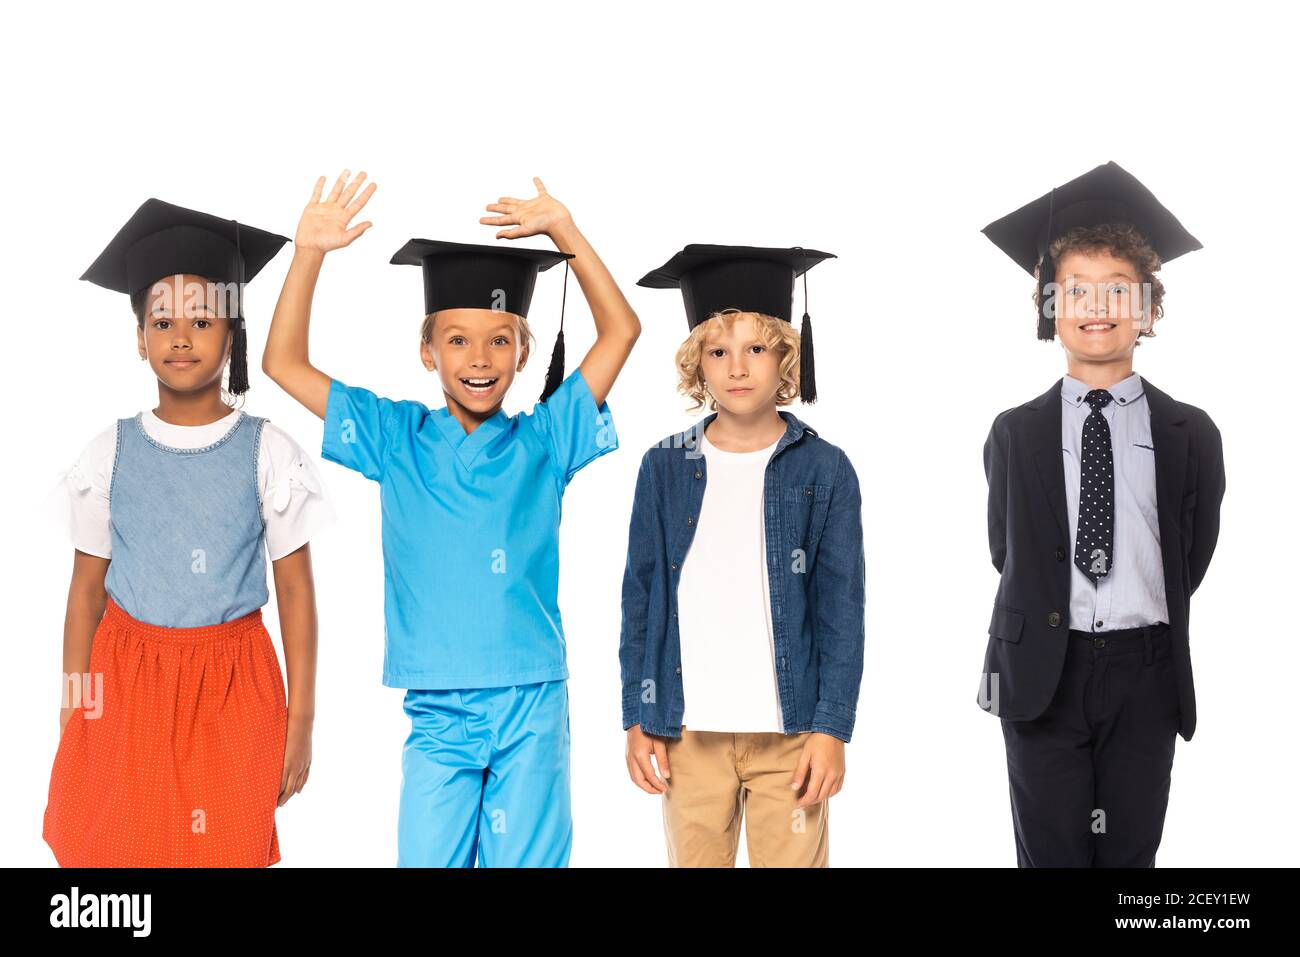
[1047,612,1062,627]
[1055,546,1067,561]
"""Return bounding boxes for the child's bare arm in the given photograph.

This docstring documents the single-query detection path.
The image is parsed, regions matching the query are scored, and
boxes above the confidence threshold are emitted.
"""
[482,178,640,407]
[263,170,377,420]
[263,247,333,418]
[60,550,109,732]
[270,542,318,805]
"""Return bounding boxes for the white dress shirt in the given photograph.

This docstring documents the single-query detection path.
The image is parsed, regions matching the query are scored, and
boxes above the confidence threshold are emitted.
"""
[1061,372,1169,631]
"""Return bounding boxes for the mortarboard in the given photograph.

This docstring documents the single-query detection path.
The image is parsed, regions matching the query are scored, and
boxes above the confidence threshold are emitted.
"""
[391,239,574,401]
[638,244,835,403]
[81,198,290,394]
[981,161,1202,340]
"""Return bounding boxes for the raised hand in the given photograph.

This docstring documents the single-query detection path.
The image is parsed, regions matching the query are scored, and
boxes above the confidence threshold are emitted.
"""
[295,169,376,253]
[480,176,574,240]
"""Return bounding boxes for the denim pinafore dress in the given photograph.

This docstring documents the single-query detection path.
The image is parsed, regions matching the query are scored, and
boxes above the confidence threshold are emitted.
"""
[44,410,290,867]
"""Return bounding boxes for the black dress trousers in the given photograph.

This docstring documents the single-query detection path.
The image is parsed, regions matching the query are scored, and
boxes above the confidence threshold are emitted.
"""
[1000,622,1180,867]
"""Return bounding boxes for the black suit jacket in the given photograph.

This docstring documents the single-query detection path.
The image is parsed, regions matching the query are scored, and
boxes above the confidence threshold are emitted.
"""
[977,376,1225,742]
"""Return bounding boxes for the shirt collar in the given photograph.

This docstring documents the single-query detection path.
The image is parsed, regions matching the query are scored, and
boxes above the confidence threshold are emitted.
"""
[1061,371,1144,410]
[433,404,509,465]
[679,409,817,457]
[142,407,241,447]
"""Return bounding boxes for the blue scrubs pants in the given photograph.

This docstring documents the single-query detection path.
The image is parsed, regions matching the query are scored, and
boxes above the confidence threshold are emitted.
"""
[397,679,572,867]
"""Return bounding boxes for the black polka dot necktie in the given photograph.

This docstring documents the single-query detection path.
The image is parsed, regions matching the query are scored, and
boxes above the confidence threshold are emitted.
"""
[1075,389,1115,584]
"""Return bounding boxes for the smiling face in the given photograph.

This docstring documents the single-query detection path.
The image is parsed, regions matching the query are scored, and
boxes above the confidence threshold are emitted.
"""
[1053,248,1152,365]
[135,273,233,394]
[681,311,798,415]
[421,308,530,414]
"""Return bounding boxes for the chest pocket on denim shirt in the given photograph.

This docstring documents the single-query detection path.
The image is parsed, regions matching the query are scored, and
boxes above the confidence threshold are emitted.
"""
[783,484,832,548]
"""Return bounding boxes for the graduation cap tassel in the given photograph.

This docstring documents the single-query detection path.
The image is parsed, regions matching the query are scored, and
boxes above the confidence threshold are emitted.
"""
[228,219,251,395]
[229,322,250,395]
[799,311,817,404]
[539,260,569,402]
[1037,188,1057,342]
[798,262,817,404]
[1036,254,1055,342]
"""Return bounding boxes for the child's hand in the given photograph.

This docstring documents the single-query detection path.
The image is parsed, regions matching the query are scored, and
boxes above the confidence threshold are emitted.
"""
[625,724,670,794]
[295,169,376,254]
[791,732,845,808]
[277,714,313,807]
[481,176,574,241]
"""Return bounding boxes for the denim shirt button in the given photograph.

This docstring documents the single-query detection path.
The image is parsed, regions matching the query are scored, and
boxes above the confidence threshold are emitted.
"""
[686,516,694,526]
[675,665,682,674]
[694,471,701,480]
[670,562,679,571]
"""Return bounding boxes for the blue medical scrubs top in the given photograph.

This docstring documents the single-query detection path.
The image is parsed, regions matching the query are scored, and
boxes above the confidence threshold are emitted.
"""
[321,367,618,689]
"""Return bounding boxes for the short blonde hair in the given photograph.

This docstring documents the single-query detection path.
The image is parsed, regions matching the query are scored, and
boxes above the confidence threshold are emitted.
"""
[420,310,536,353]
[675,309,800,413]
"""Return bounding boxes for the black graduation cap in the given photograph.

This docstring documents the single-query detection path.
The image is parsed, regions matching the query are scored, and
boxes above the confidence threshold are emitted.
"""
[638,244,835,403]
[80,198,290,394]
[981,161,1202,341]
[391,239,575,402]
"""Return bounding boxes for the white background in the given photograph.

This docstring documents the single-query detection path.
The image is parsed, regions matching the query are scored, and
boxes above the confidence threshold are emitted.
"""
[2,1,1296,867]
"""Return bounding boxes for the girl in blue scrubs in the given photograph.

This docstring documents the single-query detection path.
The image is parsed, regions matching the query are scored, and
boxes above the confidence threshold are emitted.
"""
[263,171,640,866]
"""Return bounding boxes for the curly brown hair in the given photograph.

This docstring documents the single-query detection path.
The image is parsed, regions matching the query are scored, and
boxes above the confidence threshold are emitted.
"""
[1033,223,1166,340]
[675,309,801,413]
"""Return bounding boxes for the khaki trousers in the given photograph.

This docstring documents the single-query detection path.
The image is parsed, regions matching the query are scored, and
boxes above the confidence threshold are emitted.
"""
[661,728,829,867]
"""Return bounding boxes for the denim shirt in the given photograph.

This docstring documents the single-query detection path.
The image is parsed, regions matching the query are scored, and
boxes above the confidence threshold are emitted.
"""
[619,410,866,742]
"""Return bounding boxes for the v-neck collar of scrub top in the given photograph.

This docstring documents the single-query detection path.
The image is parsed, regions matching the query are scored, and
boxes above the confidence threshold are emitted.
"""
[432,405,510,469]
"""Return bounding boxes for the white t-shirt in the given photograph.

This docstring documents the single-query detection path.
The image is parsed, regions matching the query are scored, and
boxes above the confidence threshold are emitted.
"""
[677,430,784,732]
[61,408,335,562]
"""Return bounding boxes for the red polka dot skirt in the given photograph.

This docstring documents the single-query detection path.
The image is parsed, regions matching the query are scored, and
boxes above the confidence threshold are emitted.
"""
[43,596,289,867]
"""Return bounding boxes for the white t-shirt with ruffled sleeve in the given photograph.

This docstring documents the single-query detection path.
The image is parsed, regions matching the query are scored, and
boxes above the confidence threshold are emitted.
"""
[62,408,335,562]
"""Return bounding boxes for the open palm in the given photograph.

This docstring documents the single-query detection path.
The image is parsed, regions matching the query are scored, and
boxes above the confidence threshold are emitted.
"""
[296,169,376,253]
[481,176,572,240]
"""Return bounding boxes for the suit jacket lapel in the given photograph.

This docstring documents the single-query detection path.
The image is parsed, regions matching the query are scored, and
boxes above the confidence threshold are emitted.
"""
[1142,376,1188,598]
[1029,378,1069,541]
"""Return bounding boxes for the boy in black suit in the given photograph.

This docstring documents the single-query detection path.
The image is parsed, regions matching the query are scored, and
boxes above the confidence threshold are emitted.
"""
[977,162,1225,867]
